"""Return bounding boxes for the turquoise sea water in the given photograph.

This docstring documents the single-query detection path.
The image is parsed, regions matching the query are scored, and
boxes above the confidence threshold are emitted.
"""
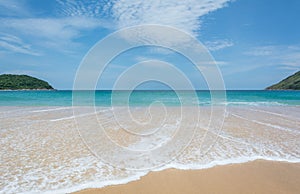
[0,90,299,106]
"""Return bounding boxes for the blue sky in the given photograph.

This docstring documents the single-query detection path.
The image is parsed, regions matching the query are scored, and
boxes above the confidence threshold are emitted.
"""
[0,0,299,90]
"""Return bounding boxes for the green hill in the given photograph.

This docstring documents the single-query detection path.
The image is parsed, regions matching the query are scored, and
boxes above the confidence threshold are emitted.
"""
[0,74,54,90]
[266,71,300,90]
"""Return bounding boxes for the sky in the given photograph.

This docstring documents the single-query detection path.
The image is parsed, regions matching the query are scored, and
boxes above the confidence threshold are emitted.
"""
[0,0,299,90]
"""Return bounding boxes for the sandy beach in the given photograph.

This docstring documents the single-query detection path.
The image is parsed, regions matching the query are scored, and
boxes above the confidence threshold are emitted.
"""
[76,160,300,194]
[1,105,299,193]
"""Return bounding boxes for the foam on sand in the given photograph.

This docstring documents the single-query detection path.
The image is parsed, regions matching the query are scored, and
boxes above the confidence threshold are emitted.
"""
[0,106,299,193]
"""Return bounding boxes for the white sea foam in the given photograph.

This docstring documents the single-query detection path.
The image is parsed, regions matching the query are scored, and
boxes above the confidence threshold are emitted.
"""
[0,106,299,194]
[31,107,73,113]
[223,101,286,106]
[231,113,300,134]
[19,156,300,194]
[249,108,288,117]
[21,171,148,194]
[50,108,111,122]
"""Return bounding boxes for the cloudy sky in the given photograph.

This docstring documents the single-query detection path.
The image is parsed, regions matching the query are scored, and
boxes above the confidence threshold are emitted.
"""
[0,0,299,89]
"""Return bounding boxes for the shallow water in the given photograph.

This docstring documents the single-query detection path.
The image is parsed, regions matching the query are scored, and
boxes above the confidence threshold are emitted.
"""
[0,90,300,106]
[0,106,299,193]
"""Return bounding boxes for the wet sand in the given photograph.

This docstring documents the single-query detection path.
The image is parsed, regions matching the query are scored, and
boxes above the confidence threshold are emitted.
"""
[1,106,299,193]
[76,160,300,194]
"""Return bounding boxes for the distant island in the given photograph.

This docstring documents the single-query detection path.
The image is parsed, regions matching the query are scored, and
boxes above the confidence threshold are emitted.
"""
[0,74,54,90]
[266,71,300,90]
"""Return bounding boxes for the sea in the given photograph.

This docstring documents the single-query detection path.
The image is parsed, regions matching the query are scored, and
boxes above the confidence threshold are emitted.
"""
[0,90,299,106]
[0,90,299,193]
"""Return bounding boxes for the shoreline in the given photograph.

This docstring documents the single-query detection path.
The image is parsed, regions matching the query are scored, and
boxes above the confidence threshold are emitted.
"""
[1,105,299,193]
[75,159,300,194]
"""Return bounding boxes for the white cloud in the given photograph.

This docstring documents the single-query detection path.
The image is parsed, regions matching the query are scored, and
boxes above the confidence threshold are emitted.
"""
[2,17,101,40]
[111,0,231,36]
[224,45,300,76]
[148,47,174,55]
[0,33,40,56]
[0,17,104,52]
[56,0,111,18]
[108,0,233,49]
[0,41,39,56]
[195,60,228,68]
[212,61,228,65]
[135,56,154,62]
[244,45,300,69]
[56,0,232,36]
[0,1,110,54]
[1,0,233,55]
[279,52,300,68]
[205,40,234,51]
[0,33,23,45]
[0,0,30,17]
[244,46,275,56]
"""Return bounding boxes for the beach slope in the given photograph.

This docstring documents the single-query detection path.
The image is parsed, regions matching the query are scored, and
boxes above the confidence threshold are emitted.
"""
[76,160,300,194]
